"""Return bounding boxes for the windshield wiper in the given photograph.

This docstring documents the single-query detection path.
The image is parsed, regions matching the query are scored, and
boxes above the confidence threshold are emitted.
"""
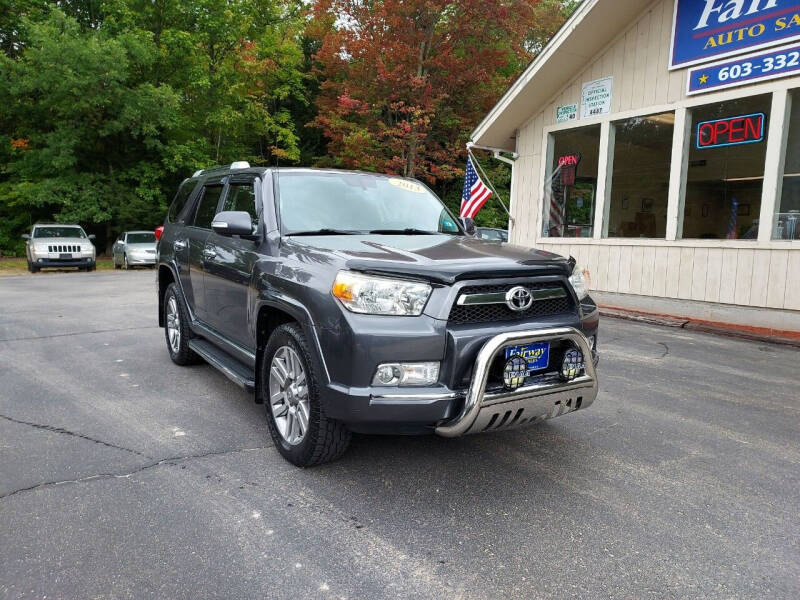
[284,229,363,236]
[368,228,440,235]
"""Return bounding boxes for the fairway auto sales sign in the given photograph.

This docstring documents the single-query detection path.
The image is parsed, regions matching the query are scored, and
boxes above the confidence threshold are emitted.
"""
[670,0,800,69]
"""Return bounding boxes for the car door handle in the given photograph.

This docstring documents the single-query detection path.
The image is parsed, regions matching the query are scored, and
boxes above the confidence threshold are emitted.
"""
[203,249,217,260]
[173,239,187,251]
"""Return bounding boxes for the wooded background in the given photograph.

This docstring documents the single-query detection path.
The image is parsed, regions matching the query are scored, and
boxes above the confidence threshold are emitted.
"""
[0,0,576,255]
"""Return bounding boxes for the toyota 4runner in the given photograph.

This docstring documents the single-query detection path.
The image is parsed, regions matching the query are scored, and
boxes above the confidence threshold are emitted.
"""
[157,162,599,466]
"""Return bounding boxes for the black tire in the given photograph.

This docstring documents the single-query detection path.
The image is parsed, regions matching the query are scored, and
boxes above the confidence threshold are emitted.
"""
[123,254,129,270]
[262,323,351,467]
[26,260,34,273]
[163,283,200,366]
[30,263,40,273]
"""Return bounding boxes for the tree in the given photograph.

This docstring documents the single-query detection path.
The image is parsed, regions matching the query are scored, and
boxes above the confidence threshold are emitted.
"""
[308,0,574,225]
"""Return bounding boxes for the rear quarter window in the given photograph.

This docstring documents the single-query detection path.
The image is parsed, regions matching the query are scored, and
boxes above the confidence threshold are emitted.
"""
[167,180,197,224]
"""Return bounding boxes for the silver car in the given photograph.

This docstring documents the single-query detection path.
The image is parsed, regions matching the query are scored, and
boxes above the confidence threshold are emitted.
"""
[112,231,157,269]
[22,223,97,272]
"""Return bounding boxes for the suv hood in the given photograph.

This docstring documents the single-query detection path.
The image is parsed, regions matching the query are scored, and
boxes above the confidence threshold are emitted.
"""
[284,234,570,284]
[32,237,91,246]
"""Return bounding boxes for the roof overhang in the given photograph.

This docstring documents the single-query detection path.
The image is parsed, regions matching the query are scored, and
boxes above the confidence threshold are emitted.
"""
[471,0,654,151]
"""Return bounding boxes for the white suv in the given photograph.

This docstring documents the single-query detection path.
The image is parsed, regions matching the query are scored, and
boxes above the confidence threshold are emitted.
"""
[22,224,97,272]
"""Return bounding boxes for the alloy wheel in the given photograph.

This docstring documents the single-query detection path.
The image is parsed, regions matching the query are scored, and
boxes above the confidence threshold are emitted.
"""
[165,295,181,354]
[268,345,310,445]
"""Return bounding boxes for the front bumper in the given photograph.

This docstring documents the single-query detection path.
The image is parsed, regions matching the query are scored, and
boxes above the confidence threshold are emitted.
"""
[320,326,598,435]
[33,257,95,268]
[126,254,157,265]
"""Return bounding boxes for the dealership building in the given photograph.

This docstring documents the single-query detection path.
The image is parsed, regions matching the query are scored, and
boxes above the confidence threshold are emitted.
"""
[472,0,800,334]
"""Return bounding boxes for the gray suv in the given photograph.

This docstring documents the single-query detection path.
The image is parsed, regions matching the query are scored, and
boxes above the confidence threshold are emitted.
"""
[157,163,599,466]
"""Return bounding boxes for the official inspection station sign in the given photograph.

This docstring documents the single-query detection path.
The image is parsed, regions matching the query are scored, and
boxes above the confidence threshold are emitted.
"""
[670,0,800,70]
[581,77,613,118]
[687,42,800,93]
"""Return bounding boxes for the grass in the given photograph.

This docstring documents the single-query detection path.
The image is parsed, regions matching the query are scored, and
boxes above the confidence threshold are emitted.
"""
[0,257,116,276]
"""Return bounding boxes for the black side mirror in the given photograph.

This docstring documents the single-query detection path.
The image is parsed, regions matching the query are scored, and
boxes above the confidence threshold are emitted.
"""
[212,211,255,237]
[88,234,96,240]
[459,217,476,235]
[21,234,30,240]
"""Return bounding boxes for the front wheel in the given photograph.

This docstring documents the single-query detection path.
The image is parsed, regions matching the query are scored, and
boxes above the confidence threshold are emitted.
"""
[163,283,199,365]
[123,254,129,270]
[262,323,351,467]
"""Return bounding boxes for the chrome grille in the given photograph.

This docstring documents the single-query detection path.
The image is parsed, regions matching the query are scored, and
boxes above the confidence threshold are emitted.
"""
[448,281,575,324]
[48,244,81,253]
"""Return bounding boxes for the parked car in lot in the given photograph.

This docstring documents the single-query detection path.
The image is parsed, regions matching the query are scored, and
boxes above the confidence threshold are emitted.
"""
[475,227,509,242]
[22,224,96,272]
[157,162,599,466]
[112,231,157,269]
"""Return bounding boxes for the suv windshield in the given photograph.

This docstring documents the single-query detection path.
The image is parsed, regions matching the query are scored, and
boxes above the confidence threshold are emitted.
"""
[127,233,156,244]
[277,172,461,235]
[33,226,86,239]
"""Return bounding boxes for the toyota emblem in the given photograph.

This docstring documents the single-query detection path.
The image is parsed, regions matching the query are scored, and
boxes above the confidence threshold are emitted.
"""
[505,286,533,312]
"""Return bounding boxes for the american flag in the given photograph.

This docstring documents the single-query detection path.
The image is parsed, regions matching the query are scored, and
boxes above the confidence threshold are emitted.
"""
[460,157,492,219]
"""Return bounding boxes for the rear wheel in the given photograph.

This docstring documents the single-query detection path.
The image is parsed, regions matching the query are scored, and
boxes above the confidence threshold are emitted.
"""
[163,283,199,365]
[262,323,350,467]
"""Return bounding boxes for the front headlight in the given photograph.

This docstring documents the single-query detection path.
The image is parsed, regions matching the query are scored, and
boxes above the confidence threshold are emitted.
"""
[568,261,591,301]
[33,245,49,256]
[332,270,432,316]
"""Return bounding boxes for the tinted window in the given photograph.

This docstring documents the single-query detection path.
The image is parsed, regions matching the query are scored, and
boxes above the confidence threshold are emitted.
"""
[193,186,223,229]
[168,180,196,223]
[221,181,258,231]
[33,226,86,238]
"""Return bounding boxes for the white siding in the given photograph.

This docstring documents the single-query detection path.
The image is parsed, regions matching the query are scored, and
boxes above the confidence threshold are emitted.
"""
[510,0,800,312]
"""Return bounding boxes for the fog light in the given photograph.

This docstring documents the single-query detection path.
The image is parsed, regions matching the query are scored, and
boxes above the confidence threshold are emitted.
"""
[560,348,584,381]
[503,355,528,390]
[372,362,440,386]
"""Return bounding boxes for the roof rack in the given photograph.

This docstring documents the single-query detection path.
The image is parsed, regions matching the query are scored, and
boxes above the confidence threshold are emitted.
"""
[192,161,251,178]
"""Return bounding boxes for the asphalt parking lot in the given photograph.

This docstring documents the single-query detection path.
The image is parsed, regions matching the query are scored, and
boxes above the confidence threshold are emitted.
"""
[1,270,798,599]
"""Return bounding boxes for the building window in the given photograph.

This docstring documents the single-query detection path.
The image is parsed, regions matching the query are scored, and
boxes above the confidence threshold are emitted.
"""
[682,95,771,240]
[543,124,601,237]
[607,112,674,238]
[775,89,800,240]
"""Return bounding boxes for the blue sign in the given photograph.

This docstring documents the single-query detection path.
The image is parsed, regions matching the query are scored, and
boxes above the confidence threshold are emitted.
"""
[670,0,800,70]
[687,42,800,93]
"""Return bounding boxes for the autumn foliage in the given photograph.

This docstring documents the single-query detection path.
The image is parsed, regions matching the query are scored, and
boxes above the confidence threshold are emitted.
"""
[309,0,571,185]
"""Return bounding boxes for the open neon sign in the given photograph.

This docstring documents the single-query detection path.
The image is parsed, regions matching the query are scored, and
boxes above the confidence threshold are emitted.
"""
[696,112,765,149]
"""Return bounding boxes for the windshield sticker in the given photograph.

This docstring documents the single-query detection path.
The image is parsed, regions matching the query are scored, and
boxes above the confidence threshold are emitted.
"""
[388,178,426,194]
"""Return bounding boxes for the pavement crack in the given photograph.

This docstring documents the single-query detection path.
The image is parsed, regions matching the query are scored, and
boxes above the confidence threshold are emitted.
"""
[0,445,272,500]
[0,325,158,343]
[657,342,670,359]
[0,413,146,458]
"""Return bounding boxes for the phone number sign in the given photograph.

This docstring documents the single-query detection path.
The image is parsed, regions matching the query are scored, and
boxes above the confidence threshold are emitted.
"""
[687,42,800,94]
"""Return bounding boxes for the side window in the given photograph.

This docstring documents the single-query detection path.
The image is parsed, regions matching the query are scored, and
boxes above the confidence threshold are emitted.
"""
[221,181,259,231]
[193,185,224,229]
[167,180,196,223]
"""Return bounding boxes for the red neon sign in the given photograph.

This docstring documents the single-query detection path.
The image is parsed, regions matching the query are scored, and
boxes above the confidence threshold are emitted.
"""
[558,153,581,186]
[558,154,580,167]
[696,112,765,149]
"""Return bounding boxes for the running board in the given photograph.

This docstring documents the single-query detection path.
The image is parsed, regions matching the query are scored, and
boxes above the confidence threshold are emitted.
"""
[189,339,256,392]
